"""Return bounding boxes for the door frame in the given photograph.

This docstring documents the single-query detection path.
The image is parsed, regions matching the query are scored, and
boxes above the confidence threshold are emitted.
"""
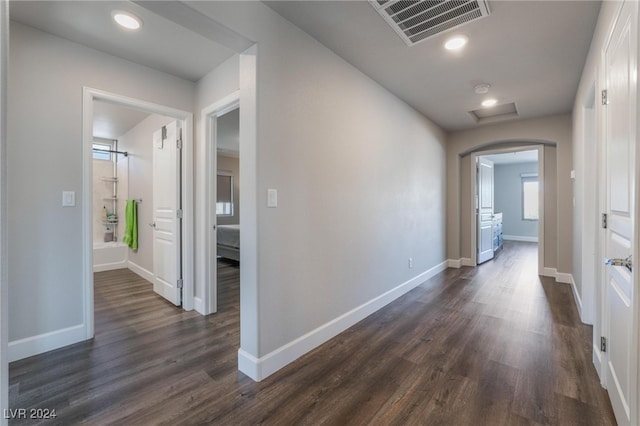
[0,0,8,420]
[201,90,239,315]
[81,87,194,338]
[469,145,545,274]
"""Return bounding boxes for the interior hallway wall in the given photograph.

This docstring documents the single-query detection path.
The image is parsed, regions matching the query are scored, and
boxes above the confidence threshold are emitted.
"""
[446,114,572,274]
[7,21,195,357]
[187,2,447,366]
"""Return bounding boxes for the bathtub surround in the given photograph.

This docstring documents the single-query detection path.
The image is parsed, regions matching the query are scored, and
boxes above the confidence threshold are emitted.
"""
[93,242,128,272]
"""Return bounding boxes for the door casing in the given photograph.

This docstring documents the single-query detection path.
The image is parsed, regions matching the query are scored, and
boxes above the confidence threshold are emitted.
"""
[81,87,194,338]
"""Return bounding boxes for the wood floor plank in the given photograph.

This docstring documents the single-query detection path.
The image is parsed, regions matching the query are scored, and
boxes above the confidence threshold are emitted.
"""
[9,244,616,425]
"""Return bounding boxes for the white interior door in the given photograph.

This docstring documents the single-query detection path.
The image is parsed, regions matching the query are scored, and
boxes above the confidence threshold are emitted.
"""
[603,1,637,424]
[152,120,182,306]
[477,157,494,264]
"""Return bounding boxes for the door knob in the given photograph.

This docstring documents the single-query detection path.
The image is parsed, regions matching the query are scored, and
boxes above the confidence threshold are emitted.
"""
[605,255,632,272]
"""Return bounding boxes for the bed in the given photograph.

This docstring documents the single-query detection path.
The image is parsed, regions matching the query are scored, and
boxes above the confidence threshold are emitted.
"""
[217,224,240,261]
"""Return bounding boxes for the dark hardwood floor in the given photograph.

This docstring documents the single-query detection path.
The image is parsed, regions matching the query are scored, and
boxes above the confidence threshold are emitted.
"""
[9,243,616,425]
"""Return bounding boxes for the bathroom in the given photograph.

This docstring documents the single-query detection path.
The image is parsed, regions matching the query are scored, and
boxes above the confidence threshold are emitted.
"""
[92,99,174,280]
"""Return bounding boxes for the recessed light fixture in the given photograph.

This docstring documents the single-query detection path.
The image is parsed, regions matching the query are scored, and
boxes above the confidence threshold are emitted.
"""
[474,83,491,94]
[482,98,498,107]
[444,35,468,51]
[112,10,142,30]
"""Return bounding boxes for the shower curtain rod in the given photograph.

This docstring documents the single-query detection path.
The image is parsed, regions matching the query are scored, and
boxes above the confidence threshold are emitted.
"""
[92,148,129,157]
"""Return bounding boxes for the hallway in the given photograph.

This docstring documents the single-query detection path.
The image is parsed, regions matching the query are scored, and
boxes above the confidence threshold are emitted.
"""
[8,243,614,424]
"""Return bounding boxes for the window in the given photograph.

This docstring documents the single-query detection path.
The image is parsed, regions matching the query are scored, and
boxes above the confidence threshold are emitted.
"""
[522,175,539,220]
[216,173,234,216]
[93,142,112,161]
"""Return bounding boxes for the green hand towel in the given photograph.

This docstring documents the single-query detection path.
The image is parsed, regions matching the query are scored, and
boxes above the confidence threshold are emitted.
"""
[123,199,138,250]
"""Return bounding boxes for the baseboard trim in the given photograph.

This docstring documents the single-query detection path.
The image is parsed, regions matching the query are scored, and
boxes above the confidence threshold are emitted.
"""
[238,260,448,381]
[447,259,462,268]
[503,235,538,243]
[556,272,573,284]
[565,274,583,320]
[541,267,557,278]
[128,261,154,283]
[461,258,474,267]
[93,260,128,272]
[8,324,86,362]
[194,297,205,315]
[593,342,602,379]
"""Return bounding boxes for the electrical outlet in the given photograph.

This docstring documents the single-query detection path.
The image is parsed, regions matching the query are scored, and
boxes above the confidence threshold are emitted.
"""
[408,257,413,268]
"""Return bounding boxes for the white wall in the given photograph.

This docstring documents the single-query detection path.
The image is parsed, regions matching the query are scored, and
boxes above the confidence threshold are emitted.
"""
[118,114,174,273]
[494,162,539,240]
[446,114,572,274]
[187,2,447,376]
[7,21,195,356]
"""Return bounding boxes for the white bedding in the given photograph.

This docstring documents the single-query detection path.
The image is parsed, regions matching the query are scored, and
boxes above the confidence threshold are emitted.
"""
[217,224,240,248]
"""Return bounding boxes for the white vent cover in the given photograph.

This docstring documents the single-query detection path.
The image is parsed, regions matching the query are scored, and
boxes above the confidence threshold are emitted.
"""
[370,0,491,46]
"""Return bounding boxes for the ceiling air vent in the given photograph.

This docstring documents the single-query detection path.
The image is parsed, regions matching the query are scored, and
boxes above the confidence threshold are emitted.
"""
[370,0,491,46]
[469,102,519,124]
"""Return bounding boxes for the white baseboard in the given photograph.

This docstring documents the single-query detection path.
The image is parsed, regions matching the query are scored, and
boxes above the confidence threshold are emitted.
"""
[541,267,557,278]
[556,272,573,284]
[128,261,154,283]
[93,259,128,272]
[503,235,538,243]
[447,258,473,268]
[593,342,602,379]
[238,260,449,382]
[447,259,462,268]
[8,324,86,362]
[194,297,205,315]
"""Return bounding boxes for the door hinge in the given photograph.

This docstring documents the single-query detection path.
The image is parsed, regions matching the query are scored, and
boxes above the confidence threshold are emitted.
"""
[601,336,607,352]
[177,279,183,289]
[602,213,607,229]
[601,89,608,106]
[162,125,167,141]
[177,128,183,149]
[177,209,183,219]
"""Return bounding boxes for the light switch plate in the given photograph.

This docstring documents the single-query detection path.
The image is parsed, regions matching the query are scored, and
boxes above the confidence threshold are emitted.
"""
[267,189,278,208]
[62,191,75,207]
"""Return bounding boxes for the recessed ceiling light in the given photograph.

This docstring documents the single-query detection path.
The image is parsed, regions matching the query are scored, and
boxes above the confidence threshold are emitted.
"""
[112,11,142,30]
[482,99,498,107]
[474,83,491,94]
[444,35,468,51]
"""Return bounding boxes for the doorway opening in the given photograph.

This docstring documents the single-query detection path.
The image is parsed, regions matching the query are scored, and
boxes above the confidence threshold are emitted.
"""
[82,88,194,338]
[471,146,544,274]
[201,91,240,315]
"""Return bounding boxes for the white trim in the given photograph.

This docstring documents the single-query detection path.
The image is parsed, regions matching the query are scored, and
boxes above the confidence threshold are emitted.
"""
[238,260,448,381]
[567,274,584,321]
[194,297,205,314]
[201,90,240,316]
[461,257,474,266]
[127,261,154,283]
[82,87,195,341]
[8,324,86,363]
[556,272,573,284]
[93,260,128,272]
[447,259,462,268]
[541,267,557,278]
[503,235,538,243]
[593,342,603,378]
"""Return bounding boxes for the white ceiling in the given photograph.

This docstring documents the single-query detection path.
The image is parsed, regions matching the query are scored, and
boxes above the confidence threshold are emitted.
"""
[9,1,601,133]
[265,0,601,131]
[93,101,151,140]
[9,0,236,82]
[483,150,538,165]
